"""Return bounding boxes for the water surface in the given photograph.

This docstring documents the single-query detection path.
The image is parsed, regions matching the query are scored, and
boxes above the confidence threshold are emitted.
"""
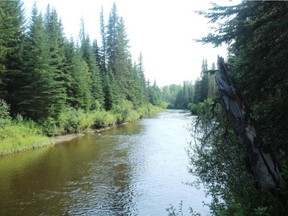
[0,110,210,215]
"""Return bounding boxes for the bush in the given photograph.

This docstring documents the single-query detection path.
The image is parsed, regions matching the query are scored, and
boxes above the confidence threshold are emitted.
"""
[57,107,96,134]
[94,111,116,128]
[112,100,134,123]
[0,99,11,127]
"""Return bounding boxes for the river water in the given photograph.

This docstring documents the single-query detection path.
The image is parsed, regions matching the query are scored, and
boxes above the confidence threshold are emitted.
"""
[0,110,210,216]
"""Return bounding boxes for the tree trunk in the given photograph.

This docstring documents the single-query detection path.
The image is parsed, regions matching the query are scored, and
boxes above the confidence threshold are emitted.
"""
[216,56,286,191]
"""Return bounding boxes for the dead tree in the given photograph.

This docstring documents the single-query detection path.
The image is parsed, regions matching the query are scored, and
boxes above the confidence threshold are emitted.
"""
[215,56,286,191]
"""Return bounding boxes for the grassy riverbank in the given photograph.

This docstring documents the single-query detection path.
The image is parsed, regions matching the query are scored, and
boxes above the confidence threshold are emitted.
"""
[0,102,163,156]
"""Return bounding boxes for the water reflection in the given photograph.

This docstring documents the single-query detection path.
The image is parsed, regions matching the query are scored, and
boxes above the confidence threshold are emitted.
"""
[0,110,209,216]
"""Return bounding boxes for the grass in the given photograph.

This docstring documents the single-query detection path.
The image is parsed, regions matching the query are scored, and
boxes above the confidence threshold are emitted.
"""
[0,121,51,156]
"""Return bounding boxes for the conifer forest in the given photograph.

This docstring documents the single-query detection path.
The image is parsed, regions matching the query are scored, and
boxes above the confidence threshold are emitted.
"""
[1,1,288,215]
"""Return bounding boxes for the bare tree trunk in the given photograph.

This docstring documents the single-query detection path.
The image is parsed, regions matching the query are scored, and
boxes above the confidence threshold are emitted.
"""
[216,56,286,191]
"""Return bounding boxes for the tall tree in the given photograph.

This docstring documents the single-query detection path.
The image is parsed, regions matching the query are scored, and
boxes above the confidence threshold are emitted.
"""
[199,58,209,101]
[106,4,133,102]
[80,19,104,110]
[19,5,64,119]
[99,6,107,74]
[44,6,66,110]
[63,39,92,110]
[0,0,25,113]
[136,53,148,103]
[191,1,288,214]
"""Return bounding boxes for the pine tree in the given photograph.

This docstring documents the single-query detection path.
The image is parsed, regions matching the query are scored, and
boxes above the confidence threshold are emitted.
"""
[44,6,66,110]
[148,80,162,106]
[193,2,288,214]
[136,53,148,103]
[19,5,64,120]
[106,4,132,102]
[80,19,104,110]
[199,58,209,101]
[0,0,25,114]
[63,39,92,110]
[103,70,118,110]
[99,7,107,74]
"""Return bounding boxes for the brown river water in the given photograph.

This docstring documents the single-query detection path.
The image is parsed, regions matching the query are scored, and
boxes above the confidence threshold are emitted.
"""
[0,110,210,215]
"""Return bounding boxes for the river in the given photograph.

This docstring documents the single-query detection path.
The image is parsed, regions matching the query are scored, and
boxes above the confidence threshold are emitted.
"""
[0,110,210,215]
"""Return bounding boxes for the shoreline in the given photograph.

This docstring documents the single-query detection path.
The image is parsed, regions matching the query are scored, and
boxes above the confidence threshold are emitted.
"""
[0,108,163,157]
[52,121,130,145]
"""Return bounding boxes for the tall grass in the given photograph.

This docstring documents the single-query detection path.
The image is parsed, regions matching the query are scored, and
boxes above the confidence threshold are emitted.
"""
[0,120,51,156]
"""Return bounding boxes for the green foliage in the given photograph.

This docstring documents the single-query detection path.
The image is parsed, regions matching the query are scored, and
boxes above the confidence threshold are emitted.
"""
[166,201,201,216]
[0,2,161,155]
[0,118,50,155]
[18,5,65,120]
[112,100,135,124]
[188,101,287,215]
[0,0,25,113]
[162,60,216,110]
[42,107,98,136]
[0,99,11,120]
[189,98,213,116]
[93,110,116,128]
[148,80,163,106]
[80,32,104,109]
[191,1,288,214]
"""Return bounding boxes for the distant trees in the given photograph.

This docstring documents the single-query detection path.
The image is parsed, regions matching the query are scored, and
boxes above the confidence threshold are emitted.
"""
[162,58,217,110]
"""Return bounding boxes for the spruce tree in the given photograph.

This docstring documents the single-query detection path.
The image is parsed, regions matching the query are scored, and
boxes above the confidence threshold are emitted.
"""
[63,39,92,110]
[44,6,66,110]
[136,53,148,103]
[80,19,104,110]
[0,0,25,114]
[19,5,64,120]
[106,5,133,102]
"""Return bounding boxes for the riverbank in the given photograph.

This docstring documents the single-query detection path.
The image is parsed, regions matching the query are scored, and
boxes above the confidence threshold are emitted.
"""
[52,122,129,144]
[0,105,163,157]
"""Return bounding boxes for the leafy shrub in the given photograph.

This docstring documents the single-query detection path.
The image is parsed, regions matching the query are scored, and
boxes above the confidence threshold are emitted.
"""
[94,111,116,128]
[112,100,134,123]
[0,99,11,127]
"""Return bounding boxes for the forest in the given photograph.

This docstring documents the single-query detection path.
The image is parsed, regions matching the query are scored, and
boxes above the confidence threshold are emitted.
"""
[187,1,288,216]
[0,0,217,156]
[0,1,165,155]
[1,1,288,215]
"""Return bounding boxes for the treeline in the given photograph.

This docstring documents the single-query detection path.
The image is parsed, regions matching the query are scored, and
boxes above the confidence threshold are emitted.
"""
[162,59,217,112]
[190,1,288,215]
[0,1,163,154]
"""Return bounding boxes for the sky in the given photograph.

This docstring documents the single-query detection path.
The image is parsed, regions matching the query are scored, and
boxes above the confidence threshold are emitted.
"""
[22,0,238,87]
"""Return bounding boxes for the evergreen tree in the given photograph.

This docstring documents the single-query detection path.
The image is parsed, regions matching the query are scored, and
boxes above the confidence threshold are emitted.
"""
[44,6,66,109]
[80,19,104,110]
[19,5,64,120]
[136,53,148,103]
[0,0,25,114]
[63,39,92,110]
[191,2,288,214]
[106,4,132,102]
[193,78,202,103]
[148,80,162,106]
[99,7,107,74]
[207,62,217,98]
[199,58,209,101]
[103,69,118,110]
